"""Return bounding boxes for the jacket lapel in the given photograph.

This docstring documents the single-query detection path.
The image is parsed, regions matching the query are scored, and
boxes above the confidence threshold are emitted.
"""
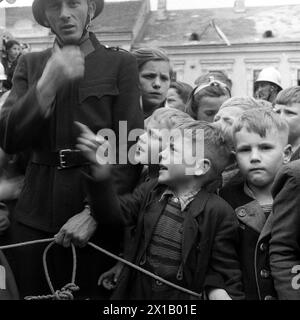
[143,185,168,249]
[258,212,273,242]
[182,190,211,264]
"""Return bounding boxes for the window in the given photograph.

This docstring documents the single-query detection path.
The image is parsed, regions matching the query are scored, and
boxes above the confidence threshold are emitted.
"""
[253,69,262,94]
[298,70,300,86]
[253,69,262,82]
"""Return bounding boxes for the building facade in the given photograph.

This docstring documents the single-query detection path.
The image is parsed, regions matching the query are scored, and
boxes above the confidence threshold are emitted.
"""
[1,0,300,96]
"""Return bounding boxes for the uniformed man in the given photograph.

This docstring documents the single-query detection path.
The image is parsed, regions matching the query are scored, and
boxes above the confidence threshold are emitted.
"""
[254,67,283,104]
[0,0,143,298]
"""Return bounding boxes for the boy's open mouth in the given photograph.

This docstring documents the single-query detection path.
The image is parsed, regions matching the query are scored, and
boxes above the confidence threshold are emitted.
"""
[159,165,168,172]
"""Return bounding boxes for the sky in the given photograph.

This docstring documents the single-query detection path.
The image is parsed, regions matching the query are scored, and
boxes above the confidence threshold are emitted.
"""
[1,0,300,9]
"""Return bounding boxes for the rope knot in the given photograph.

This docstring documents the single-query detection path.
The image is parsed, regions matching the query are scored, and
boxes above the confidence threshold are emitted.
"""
[24,283,80,301]
[54,283,80,300]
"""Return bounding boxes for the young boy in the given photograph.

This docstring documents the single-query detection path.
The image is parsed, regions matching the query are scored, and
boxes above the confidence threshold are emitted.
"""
[274,86,300,161]
[76,120,244,300]
[214,97,272,187]
[98,107,193,290]
[220,109,292,300]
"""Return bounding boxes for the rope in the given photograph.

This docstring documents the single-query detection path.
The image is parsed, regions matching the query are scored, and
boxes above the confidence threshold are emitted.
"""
[24,241,79,300]
[0,239,202,299]
[0,238,55,250]
[87,242,202,298]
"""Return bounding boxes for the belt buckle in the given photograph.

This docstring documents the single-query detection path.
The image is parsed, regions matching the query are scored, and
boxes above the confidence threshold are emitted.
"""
[59,149,72,169]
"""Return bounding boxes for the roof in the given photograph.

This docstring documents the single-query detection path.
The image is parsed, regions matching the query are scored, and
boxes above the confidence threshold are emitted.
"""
[4,1,143,34]
[137,5,300,46]
[6,7,38,29]
[92,0,143,33]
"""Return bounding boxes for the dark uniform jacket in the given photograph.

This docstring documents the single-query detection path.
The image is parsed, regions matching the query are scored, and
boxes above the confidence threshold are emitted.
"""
[220,182,276,300]
[270,160,300,300]
[0,33,143,233]
[86,177,244,300]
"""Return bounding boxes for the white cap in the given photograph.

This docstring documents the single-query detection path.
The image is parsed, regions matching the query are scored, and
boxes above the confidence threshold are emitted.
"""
[255,67,282,90]
[0,63,7,81]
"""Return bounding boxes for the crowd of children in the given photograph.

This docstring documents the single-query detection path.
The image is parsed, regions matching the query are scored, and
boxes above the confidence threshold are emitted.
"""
[1,44,300,300]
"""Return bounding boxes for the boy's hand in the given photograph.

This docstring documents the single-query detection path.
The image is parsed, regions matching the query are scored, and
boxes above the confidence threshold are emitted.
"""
[75,122,112,179]
[208,288,232,300]
[98,262,124,290]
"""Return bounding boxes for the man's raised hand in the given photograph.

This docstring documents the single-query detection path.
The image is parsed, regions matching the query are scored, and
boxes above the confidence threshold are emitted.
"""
[36,46,85,114]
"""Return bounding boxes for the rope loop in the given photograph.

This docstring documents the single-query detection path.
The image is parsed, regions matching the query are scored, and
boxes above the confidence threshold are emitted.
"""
[24,241,79,301]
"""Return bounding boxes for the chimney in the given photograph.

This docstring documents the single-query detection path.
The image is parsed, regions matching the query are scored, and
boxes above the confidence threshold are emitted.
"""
[234,0,246,13]
[156,0,168,21]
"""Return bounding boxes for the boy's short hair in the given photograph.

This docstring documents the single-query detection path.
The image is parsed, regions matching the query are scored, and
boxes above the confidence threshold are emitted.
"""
[275,86,300,105]
[132,47,171,72]
[146,107,193,130]
[185,82,230,119]
[178,121,232,176]
[169,81,193,104]
[232,109,289,144]
[220,96,272,111]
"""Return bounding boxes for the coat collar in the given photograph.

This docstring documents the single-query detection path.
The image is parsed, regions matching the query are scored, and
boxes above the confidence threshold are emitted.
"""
[159,187,201,212]
[53,32,99,58]
[236,200,267,233]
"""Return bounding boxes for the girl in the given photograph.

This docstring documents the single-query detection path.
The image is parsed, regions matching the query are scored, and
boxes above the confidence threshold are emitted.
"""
[132,47,172,119]
[2,40,21,90]
[186,74,231,122]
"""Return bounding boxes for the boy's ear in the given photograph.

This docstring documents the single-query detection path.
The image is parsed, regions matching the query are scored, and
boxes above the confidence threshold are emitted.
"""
[194,158,211,176]
[283,144,292,164]
[230,150,236,163]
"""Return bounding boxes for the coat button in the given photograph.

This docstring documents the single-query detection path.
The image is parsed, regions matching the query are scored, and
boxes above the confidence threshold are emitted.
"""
[264,295,276,300]
[237,208,247,218]
[260,243,268,252]
[155,280,163,286]
[139,256,146,266]
[260,269,270,279]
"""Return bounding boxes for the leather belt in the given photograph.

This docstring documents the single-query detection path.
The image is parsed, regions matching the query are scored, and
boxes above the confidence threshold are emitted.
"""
[31,149,90,170]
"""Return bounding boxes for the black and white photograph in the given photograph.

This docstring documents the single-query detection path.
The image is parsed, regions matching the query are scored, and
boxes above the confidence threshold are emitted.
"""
[0,0,300,314]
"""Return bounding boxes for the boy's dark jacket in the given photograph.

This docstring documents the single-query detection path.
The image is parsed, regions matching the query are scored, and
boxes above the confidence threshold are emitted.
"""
[220,182,276,300]
[87,177,244,300]
[270,160,300,300]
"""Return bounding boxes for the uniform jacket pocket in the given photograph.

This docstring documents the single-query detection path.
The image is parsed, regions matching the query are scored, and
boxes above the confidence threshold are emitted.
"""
[79,81,119,103]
